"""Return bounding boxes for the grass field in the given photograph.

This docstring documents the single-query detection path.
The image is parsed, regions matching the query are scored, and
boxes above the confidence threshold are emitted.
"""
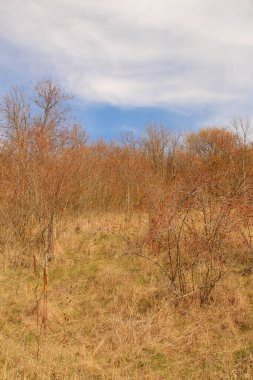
[1,213,253,379]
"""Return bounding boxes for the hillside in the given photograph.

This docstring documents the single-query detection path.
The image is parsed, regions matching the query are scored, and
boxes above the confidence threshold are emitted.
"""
[1,213,253,379]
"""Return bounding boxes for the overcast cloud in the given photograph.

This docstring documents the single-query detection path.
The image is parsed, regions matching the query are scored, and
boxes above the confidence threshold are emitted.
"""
[1,0,253,118]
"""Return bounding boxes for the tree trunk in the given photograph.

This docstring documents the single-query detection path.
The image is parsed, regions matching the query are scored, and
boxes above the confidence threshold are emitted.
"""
[46,215,54,262]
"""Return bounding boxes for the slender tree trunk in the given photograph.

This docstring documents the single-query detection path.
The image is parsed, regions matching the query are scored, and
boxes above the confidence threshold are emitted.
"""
[47,214,54,262]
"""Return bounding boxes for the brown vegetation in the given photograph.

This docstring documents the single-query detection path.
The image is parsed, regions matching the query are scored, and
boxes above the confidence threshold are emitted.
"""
[0,81,253,379]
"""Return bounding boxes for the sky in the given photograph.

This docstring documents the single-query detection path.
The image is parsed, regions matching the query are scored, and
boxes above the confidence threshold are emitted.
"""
[1,0,253,140]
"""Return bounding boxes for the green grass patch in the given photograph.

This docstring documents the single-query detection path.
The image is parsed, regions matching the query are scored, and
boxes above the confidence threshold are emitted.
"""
[234,343,253,361]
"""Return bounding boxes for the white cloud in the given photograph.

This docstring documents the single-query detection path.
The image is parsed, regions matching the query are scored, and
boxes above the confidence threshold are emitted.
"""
[1,0,253,114]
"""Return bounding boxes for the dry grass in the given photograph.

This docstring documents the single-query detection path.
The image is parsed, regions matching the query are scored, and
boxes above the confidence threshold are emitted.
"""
[0,213,253,379]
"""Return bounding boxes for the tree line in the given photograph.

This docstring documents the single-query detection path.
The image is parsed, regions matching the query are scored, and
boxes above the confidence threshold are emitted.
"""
[1,80,253,305]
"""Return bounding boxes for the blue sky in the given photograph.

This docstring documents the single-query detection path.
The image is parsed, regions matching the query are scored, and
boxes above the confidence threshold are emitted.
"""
[71,103,213,142]
[1,0,253,140]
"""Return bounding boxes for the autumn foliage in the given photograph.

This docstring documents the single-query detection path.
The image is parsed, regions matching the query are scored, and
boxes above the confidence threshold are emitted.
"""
[0,81,253,306]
